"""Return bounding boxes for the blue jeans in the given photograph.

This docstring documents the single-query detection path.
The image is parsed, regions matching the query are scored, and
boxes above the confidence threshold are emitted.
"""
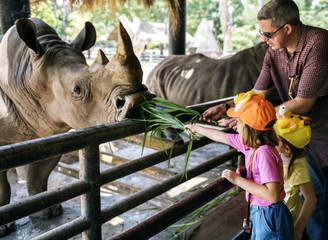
[303,149,328,240]
[250,201,294,240]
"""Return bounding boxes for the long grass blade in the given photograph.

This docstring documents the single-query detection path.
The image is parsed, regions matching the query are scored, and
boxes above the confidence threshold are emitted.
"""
[126,97,204,178]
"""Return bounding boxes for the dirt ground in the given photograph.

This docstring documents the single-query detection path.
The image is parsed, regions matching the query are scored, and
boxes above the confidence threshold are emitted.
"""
[2,136,240,240]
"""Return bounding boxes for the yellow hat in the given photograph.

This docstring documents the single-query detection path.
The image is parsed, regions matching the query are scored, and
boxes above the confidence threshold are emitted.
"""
[273,105,311,148]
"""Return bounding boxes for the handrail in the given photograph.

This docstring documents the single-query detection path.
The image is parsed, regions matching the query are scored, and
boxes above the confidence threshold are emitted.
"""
[0,97,238,239]
[0,120,146,171]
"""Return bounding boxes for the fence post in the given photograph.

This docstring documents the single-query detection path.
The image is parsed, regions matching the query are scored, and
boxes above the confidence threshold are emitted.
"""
[80,145,101,240]
[150,51,153,63]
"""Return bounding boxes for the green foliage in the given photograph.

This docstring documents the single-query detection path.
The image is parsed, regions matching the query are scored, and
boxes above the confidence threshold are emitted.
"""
[147,43,161,50]
[29,0,328,52]
[31,0,68,38]
[297,0,328,28]
[230,25,261,51]
[187,0,221,37]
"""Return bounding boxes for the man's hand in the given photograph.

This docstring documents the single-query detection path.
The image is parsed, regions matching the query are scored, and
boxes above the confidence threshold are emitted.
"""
[304,116,312,125]
[199,104,226,122]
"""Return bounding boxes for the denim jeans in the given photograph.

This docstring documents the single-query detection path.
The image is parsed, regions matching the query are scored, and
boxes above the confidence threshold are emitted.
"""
[303,149,328,240]
[250,201,294,240]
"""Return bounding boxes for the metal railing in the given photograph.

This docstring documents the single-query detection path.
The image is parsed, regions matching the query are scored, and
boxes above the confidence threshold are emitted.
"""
[0,97,238,240]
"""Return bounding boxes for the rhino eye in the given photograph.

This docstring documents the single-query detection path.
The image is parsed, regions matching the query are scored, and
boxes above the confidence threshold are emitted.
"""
[116,97,126,109]
[71,82,92,103]
[73,86,81,94]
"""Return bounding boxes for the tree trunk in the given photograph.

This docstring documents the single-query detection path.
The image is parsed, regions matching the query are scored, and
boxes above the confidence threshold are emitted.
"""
[169,0,186,55]
[219,0,234,54]
[0,0,31,34]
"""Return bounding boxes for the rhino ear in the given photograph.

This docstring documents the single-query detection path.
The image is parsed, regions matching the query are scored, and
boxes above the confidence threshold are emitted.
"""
[15,18,45,55]
[89,49,109,72]
[71,22,96,51]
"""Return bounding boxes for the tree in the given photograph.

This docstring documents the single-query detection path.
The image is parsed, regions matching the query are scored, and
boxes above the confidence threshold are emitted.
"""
[30,0,328,51]
[31,0,73,39]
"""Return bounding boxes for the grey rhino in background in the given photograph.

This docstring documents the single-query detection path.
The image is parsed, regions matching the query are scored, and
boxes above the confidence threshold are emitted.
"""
[146,42,280,107]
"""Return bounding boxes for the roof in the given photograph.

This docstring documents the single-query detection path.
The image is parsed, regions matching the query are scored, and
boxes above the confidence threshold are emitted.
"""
[188,18,222,58]
[107,15,169,44]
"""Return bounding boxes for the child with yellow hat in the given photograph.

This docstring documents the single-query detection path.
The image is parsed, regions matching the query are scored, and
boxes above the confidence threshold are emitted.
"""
[184,91,293,239]
[274,105,316,240]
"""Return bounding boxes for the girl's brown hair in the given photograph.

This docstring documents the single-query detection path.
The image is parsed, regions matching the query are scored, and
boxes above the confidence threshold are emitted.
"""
[239,118,279,149]
[277,135,305,178]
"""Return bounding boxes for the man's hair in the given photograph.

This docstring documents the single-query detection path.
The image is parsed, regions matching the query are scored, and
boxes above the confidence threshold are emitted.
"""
[257,0,300,28]
[239,119,279,149]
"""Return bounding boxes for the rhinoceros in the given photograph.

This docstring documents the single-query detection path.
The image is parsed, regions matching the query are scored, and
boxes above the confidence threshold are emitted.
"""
[0,18,153,235]
[146,42,280,106]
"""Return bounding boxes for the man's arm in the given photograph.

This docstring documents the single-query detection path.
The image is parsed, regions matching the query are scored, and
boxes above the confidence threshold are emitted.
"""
[252,88,271,96]
[279,97,316,115]
[252,88,316,115]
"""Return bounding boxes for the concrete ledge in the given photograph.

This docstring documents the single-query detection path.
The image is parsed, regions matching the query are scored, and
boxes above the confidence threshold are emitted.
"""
[180,191,246,240]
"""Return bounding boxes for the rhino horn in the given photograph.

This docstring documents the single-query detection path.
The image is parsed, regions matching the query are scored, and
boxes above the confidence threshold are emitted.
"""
[16,18,45,55]
[111,22,142,82]
[71,22,96,51]
[89,49,109,72]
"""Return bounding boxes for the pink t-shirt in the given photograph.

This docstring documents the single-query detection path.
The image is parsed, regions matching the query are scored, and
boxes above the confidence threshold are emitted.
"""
[226,134,285,206]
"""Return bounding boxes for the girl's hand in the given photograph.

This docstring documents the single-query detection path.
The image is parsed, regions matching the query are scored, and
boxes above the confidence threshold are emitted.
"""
[222,169,240,185]
[184,124,195,136]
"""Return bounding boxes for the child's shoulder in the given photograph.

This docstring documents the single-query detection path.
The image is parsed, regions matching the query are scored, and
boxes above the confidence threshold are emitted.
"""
[289,157,310,183]
[290,157,308,172]
[256,145,280,157]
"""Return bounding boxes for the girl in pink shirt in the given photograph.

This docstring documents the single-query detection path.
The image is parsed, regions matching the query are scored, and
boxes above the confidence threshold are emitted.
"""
[184,91,293,239]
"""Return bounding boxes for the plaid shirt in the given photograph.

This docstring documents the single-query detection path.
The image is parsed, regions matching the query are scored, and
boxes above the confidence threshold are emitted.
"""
[255,23,328,167]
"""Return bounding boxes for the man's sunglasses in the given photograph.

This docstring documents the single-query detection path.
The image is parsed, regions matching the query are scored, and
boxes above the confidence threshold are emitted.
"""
[259,25,285,39]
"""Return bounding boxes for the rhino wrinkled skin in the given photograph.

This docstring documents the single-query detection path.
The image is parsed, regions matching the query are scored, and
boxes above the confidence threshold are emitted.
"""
[0,18,153,235]
[146,42,272,106]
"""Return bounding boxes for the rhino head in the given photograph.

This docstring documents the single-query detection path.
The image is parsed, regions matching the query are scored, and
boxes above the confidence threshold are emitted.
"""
[10,18,154,136]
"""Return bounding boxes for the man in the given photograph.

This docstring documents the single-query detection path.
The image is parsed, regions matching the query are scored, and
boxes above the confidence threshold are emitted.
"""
[202,1,328,239]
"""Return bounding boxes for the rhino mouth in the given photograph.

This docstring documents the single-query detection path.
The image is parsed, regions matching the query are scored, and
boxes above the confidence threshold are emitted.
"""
[115,86,155,121]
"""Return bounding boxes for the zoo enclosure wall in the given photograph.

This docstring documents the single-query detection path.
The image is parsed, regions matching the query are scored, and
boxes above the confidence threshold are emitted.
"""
[0,97,239,240]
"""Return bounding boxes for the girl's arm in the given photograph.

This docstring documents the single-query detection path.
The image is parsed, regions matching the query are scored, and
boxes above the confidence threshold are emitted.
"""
[184,124,228,144]
[222,169,281,203]
[293,182,317,240]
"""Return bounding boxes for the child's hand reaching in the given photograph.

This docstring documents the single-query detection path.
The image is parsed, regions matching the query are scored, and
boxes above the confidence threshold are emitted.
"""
[184,124,195,135]
[222,169,241,185]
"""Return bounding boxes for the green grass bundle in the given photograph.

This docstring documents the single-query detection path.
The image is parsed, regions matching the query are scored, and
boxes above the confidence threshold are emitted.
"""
[127,97,204,179]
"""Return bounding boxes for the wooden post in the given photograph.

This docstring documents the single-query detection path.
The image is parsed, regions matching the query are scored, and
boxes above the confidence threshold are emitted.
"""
[0,0,30,34]
[169,0,186,55]
[80,145,102,240]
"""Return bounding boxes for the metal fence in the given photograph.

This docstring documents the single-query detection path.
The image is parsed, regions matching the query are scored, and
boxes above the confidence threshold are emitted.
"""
[84,45,167,64]
[0,97,239,240]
